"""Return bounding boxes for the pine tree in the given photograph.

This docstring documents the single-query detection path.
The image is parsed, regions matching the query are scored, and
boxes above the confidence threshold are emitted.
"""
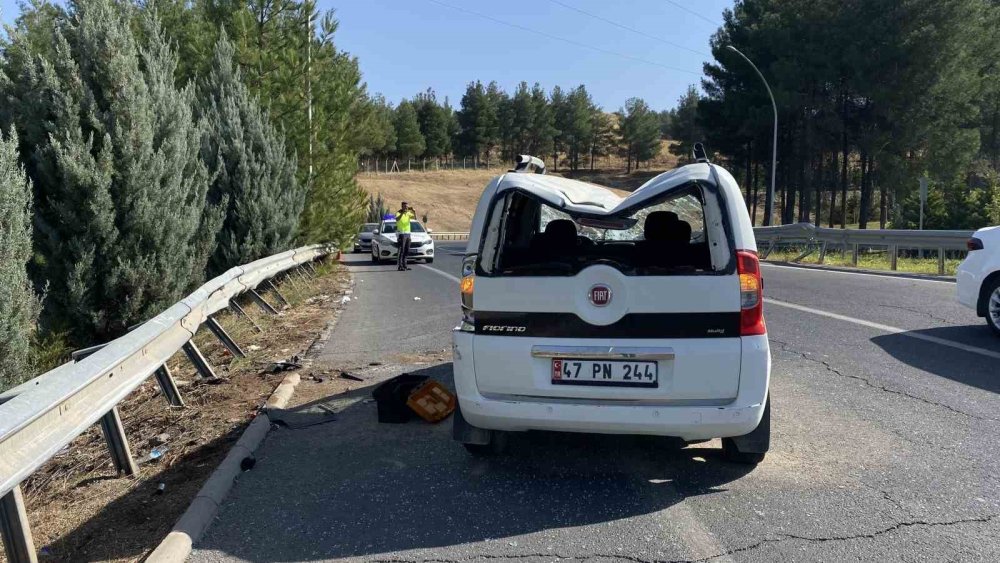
[394,101,426,161]
[527,83,556,159]
[668,85,703,161]
[414,89,451,159]
[1,0,221,341]
[0,127,41,390]
[618,98,661,172]
[199,32,305,275]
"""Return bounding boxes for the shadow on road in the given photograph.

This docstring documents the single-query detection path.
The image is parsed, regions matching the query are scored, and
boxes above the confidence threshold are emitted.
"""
[196,363,757,561]
[871,326,1000,394]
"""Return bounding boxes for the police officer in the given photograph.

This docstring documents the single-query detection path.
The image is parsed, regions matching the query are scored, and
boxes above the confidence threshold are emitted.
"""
[395,201,416,271]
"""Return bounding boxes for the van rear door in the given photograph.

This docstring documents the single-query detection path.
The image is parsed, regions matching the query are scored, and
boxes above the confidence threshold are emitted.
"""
[469,174,743,404]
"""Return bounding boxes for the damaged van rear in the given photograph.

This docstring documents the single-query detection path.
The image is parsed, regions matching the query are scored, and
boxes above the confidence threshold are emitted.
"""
[452,157,771,464]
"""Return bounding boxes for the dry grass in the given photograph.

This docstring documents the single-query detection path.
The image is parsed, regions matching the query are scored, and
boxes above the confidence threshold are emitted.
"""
[765,248,961,276]
[2,261,350,563]
[358,155,679,233]
[359,169,498,232]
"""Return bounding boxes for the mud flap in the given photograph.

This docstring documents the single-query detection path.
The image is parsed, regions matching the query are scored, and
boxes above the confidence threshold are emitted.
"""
[452,403,492,445]
[729,394,770,454]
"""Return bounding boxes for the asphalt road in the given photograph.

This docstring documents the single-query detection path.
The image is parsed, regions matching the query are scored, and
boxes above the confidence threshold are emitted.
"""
[190,244,1000,562]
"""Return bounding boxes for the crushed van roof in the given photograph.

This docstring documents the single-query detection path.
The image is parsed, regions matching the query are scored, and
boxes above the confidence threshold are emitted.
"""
[497,163,714,215]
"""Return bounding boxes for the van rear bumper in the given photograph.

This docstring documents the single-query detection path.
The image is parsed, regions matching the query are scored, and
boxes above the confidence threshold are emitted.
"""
[452,331,770,441]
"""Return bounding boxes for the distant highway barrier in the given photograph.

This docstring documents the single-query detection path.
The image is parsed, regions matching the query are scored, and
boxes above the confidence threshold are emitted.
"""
[424,224,975,274]
[0,244,334,563]
[430,232,470,241]
[754,223,973,274]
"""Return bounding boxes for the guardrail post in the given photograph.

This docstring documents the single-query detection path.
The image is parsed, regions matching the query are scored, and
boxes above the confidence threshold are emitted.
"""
[1,485,37,563]
[154,365,184,407]
[889,245,898,270]
[303,261,318,275]
[852,243,859,266]
[265,280,290,308]
[99,407,138,476]
[761,240,775,260]
[249,289,278,315]
[817,242,828,264]
[295,266,311,282]
[229,301,262,333]
[938,247,946,275]
[205,316,245,358]
[182,340,218,380]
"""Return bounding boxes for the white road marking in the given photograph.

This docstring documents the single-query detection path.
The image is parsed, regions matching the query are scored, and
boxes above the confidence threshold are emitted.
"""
[766,298,1000,360]
[419,263,461,284]
[761,262,954,284]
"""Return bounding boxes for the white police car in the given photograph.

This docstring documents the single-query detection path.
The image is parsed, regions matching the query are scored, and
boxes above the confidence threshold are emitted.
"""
[452,155,771,464]
[371,219,435,264]
[957,225,1000,335]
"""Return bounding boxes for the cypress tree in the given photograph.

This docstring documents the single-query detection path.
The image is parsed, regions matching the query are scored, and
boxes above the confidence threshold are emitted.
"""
[199,32,304,274]
[1,0,221,341]
[0,127,41,390]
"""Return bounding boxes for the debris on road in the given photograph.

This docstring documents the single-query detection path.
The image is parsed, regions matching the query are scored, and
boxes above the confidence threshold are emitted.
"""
[267,355,302,373]
[372,374,455,424]
[155,483,166,495]
[267,401,339,429]
[240,456,256,471]
[341,295,351,304]
[247,344,263,352]
[339,371,365,382]
[413,296,421,301]
[406,380,456,423]
[149,447,167,461]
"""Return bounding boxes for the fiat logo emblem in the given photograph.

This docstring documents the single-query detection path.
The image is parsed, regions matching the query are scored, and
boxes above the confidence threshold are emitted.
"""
[589,285,612,307]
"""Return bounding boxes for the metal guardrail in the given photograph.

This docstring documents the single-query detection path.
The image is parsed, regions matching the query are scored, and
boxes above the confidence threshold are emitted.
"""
[753,223,973,274]
[422,224,974,274]
[430,232,470,241]
[0,243,334,563]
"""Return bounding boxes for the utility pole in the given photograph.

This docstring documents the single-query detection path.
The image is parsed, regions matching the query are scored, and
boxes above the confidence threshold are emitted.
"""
[305,3,314,192]
[727,46,778,227]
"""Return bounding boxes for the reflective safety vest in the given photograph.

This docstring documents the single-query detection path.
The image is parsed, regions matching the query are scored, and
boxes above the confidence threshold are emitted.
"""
[396,209,415,233]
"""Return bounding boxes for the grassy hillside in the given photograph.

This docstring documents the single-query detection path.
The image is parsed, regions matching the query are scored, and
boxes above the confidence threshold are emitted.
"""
[359,169,499,232]
[358,167,649,232]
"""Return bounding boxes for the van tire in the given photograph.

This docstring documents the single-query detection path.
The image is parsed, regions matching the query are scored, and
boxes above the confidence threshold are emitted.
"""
[721,395,770,465]
[454,404,506,456]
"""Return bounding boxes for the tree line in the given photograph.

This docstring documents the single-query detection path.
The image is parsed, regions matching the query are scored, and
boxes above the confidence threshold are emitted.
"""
[0,0,372,389]
[691,0,1000,228]
[360,81,672,174]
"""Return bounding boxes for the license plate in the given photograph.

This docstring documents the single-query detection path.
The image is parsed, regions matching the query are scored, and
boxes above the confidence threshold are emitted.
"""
[551,359,658,387]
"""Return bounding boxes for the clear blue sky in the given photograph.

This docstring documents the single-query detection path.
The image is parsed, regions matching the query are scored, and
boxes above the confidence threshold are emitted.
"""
[0,0,734,111]
[328,0,733,111]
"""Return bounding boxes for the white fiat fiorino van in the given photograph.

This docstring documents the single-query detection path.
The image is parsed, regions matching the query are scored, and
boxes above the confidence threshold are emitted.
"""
[452,155,771,464]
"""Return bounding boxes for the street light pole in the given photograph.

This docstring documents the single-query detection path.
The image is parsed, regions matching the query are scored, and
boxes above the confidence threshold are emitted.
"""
[726,45,778,226]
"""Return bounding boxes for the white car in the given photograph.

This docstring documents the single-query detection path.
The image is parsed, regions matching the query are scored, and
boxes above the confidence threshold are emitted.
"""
[957,225,1000,335]
[452,156,771,464]
[371,219,435,264]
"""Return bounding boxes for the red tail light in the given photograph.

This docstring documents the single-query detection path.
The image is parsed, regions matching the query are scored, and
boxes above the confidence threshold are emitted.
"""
[967,237,984,251]
[737,250,766,336]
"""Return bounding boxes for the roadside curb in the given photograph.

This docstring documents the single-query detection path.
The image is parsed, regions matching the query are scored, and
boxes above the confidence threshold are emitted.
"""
[762,260,957,282]
[145,264,349,563]
[145,372,301,563]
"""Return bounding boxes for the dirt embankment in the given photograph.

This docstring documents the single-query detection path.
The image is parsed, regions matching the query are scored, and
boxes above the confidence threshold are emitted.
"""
[5,262,350,563]
[358,157,680,233]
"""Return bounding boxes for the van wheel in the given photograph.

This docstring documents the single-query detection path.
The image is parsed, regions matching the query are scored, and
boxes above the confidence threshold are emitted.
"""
[721,395,770,465]
[463,432,507,457]
[454,404,506,456]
